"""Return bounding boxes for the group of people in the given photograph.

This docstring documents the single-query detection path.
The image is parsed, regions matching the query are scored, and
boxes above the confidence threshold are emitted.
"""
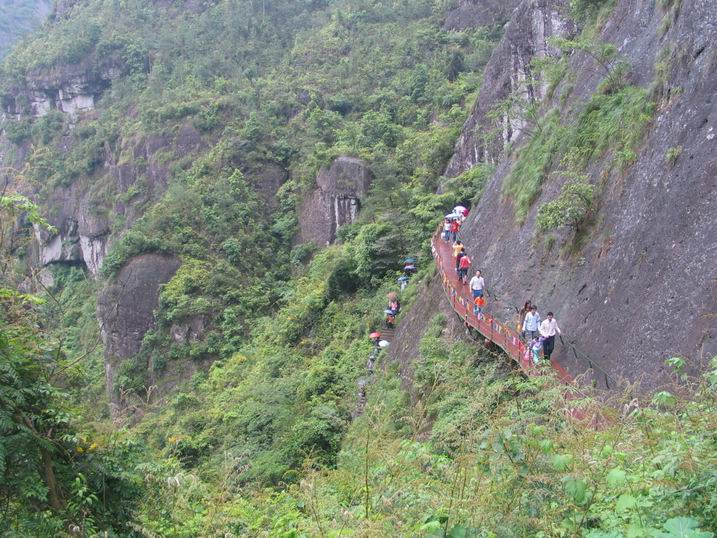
[368,257,414,352]
[366,207,566,369]
[518,301,562,364]
[445,209,564,366]
[441,205,469,243]
[451,239,487,318]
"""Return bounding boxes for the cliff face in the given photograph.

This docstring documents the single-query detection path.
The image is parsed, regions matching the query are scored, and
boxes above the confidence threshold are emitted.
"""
[97,253,181,417]
[435,0,717,385]
[299,156,373,246]
[445,0,576,176]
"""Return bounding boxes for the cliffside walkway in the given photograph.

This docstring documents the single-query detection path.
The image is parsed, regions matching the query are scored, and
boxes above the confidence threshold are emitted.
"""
[431,232,573,382]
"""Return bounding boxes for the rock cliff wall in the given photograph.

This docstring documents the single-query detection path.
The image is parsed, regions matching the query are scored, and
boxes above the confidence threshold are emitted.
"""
[97,253,181,418]
[432,0,717,386]
[2,57,127,120]
[445,0,576,176]
[299,156,373,246]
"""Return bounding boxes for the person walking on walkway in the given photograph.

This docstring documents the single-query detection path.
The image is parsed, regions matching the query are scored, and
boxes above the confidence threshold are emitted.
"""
[452,240,464,260]
[449,219,460,242]
[531,336,544,365]
[458,252,471,284]
[469,270,485,298]
[539,311,561,361]
[455,247,466,274]
[442,219,452,241]
[473,294,485,318]
[517,300,532,333]
[522,305,540,341]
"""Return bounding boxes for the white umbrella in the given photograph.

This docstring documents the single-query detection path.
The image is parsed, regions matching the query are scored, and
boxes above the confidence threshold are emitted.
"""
[454,205,467,214]
[378,340,390,348]
[445,213,461,220]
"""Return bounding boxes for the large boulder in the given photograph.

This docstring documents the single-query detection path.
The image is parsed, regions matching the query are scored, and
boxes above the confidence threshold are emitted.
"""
[299,156,373,246]
[97,254,181,418]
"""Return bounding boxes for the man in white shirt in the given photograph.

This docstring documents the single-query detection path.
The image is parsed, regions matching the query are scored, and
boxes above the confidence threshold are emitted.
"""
[539,311,561,361]
[522,305,540,340]
[469,270,485,298]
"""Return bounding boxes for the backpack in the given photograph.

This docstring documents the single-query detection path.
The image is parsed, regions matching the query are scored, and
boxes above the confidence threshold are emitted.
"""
[459,256,471,269]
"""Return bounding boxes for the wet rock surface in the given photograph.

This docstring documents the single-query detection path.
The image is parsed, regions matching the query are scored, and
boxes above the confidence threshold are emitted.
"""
[299,156,373,246]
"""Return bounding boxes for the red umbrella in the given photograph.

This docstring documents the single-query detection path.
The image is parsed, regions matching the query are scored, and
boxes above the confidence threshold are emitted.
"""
[369,332,381,338]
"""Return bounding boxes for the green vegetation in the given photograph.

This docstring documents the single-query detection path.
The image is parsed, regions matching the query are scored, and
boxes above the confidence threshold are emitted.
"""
[665,145,683,166]
[0,0,50,58]
[536,173,595,232]
[504,86,654,222]
[259,320,717,536]
[1,0,713,535]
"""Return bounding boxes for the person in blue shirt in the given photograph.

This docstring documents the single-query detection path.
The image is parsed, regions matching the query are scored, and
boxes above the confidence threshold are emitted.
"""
[522,305,541,341]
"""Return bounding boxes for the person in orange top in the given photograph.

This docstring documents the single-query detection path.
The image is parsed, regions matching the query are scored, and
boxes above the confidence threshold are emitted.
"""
[449,219,460,242]
[473,294,485,318]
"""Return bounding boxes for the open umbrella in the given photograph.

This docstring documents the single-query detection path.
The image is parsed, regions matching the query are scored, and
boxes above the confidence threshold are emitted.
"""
[369,332,381,339]
[445,212,461,220]
[454,205,467,215]
[378,340,390,348]
[403,257,416,264]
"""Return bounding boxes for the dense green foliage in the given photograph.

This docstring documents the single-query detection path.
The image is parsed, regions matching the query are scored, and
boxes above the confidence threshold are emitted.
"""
[1,0,496,408]
[1,0,714,535]
[272,320,717,536]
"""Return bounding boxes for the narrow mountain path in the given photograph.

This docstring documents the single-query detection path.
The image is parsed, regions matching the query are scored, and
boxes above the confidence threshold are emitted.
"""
[354,228,610,423]
[432,230,609,424]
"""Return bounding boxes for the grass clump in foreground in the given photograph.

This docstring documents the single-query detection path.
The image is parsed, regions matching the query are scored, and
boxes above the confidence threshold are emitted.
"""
[271,316,717,536]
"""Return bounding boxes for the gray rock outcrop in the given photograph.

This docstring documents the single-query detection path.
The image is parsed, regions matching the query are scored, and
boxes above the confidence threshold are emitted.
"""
[299,156,373,246]
[2,59,124,120]
[97,253,181,418]
[25,126,205,275]
[445,0,576,177]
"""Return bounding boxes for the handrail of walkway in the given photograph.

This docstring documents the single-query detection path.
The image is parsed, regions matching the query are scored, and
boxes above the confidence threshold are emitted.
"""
[431,228,619,389]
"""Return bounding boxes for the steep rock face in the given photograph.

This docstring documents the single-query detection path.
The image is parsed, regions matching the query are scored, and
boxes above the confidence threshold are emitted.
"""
[445,0,576,177]
[440,0,717,386]
[30,125,205,275]
[299,156,373,246]
[97,253,181,418]
[443,0,521,30]
[2,59,124,119]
